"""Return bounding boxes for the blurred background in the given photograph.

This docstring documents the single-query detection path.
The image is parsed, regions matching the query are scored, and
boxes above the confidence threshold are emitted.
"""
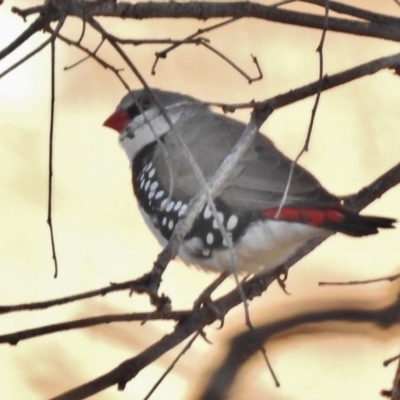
[1,0,400,399]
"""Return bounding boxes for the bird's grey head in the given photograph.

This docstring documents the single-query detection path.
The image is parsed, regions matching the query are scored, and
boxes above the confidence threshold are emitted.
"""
[103,89,199,161]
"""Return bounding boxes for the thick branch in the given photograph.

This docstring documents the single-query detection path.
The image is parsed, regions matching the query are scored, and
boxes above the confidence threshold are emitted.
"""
[0,12,57,60]
[89,2,400,43]
[11,2,400,44]
[266,52,400,111]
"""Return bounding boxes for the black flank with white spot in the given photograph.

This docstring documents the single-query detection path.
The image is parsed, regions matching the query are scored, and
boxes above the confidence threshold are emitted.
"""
[132,144,258,258]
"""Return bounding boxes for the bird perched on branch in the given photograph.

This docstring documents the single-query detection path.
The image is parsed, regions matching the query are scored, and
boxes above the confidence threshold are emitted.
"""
[103,88,395,274]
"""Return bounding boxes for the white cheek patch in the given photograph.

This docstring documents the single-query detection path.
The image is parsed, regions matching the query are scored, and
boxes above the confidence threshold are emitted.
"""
[119,108,184,161]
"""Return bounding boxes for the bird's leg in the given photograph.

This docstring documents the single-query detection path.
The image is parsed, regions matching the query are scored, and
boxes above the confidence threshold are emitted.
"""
[193,272,229,325]
[133,270,172,312]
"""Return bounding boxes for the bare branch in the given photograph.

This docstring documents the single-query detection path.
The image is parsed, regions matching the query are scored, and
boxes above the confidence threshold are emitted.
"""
[151,17,240,74]
[266,52,400,111]
[302,0,400,24]
[86,2,400,43]
[319,272,400,286]
[201,41,262,83]
[10,2,400,44]
[0,310,186,345]
[0,15,66,78]
[0,12,54,60]
[0,277,167,315]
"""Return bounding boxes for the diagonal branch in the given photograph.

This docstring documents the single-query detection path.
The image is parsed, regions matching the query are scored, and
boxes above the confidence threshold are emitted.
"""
[0,11,55,60]
[0,15,66,78]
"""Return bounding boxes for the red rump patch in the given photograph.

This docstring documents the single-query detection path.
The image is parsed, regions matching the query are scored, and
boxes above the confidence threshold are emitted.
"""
[263,207,344,227]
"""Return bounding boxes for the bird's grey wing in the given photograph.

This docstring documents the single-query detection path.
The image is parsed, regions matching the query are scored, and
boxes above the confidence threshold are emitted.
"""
[221,133,339,210]
[151,107,244,201]
[152,108,338,210]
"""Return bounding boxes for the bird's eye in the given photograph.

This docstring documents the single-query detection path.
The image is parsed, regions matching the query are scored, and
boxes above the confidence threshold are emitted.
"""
[126,95,153,119]
[126,102,141,119]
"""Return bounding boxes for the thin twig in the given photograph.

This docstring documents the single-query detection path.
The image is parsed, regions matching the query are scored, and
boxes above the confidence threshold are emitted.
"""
[271,0,298,6]
[97,31,208,46]
[64,37,105,70]
[275,0,330,217]
[143,332,200,400]
[48,33,58,278]
[319,272,400,286]
[385,354,400,367]
[152,17,240,74]
[259,345,280,387]
[46,28,131,91]
[201,42,262,83]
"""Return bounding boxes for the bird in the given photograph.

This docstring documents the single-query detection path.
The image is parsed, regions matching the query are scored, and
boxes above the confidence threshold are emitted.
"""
[103,88,395,275]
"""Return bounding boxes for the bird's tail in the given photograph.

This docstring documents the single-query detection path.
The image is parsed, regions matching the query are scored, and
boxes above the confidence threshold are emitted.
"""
[263,206,396,237]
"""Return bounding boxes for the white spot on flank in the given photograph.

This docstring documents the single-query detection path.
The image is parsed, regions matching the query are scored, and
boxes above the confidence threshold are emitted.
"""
[226,215,238,231]
[178,204,187,217]
[160,198,168,209]
[203,205,212,219]
[155,190,164,199]
[150,181,158,191]
[206,232,214,245]
[148,168,155,178]
[145,162,152,172]
[144,180,150,191]
[168,220,174,230]
[140,180,145,189]
[162,217,167,226]
[174,201,182,211]
[166,201,175,212]
[148,191,155,199]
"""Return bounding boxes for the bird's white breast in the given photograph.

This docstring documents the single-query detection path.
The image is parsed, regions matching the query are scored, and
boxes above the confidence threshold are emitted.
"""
[138,205,327,274]
[181,219,328,274]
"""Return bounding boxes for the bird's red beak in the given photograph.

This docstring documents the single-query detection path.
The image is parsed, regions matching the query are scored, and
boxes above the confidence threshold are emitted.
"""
[103,109,131,133]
